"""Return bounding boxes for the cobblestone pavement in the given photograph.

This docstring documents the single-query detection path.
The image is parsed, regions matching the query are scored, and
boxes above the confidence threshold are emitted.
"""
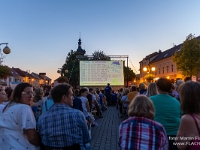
[90,106,123,150]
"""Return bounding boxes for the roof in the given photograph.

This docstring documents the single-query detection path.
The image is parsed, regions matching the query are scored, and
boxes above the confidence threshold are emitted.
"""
[31,72,41,79]
[12,68,26,77]
[10,68,20,77]
[150,44,182,64]
[150,35,200,64]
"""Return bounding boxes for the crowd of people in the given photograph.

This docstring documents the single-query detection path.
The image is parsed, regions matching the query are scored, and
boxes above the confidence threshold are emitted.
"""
[0,77,199,150]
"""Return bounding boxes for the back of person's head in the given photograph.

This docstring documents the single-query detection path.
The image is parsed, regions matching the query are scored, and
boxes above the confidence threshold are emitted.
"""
[146,83,158,97]
[44,91,49,97]
[128,95,155,120]
[131,86,137,92]
[139,83,145,90]
[89,88,93,92]
[124,88,130,95]
[179,81,200,114]
[83,87,89,92]
[96,90,100,94]
[156,78,172,92]
[119,88,123,92]
[51,84,72,103]
[107,83,110,86]
[174,79,184,91]
[34,88,44,102]
[74,89,79,96]
[184,77,191,82]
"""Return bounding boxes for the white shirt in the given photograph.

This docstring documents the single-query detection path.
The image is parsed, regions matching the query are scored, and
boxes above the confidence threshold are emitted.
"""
[79,96,89,117]
[0,103,39,150]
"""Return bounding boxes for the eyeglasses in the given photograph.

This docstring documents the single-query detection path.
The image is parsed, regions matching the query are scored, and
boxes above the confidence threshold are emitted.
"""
[22,92,35,96]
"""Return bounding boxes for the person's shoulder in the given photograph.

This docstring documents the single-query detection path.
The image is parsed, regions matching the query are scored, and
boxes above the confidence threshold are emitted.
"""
[68,107,84,117]
[181,114,194,123]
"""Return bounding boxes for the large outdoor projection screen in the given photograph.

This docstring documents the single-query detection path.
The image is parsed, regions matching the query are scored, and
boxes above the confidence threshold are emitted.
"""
[80,61,124,86]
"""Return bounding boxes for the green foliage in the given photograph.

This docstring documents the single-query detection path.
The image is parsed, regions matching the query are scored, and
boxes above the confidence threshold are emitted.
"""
[91,50,110,60]
[124,66,136,83]
[57,76,68,83]
[62,50,80,88]
[173,34,200,77]
[0,65,11,79]
[144,74,155,82]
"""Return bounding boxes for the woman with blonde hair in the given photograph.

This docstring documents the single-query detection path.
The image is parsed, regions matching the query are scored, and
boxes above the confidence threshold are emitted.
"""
[146,82,158,97]
[119,95,168,150]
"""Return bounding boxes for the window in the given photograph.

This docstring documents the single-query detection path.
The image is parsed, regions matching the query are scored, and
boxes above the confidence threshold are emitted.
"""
[167,66,169,73]
[172,65,173,72]
[164,53,168,57]
[163,67,164,74]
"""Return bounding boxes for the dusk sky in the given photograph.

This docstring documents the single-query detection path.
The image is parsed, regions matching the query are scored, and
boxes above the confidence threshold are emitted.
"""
[1,0,200,81]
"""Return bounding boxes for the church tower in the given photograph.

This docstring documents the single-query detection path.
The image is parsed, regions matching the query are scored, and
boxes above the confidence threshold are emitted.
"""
[76,38,85,55]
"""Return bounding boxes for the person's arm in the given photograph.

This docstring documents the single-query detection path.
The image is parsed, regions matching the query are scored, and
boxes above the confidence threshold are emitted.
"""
[79,113,91,143]
[24,129,40,146]
[86,101,90,112]
[176,115,193,150]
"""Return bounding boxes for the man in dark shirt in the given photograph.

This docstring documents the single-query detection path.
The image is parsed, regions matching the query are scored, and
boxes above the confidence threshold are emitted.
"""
[104,83,112,106]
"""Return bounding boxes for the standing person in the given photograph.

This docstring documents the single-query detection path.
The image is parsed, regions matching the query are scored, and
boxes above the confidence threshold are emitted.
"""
[73,89,83,112]
[120,88,130,118]
[138,83,147,95]
[0,89,8,113]
[117,88,123,114]
[104,83,112,106]
[111,90,117,106]
[119,95,168,150]
[176,81,200,150]
[0,83,40,150]
[146,82,158,97]
[127,86,139,104]
[38,84,90,150]
[150,78,181,150]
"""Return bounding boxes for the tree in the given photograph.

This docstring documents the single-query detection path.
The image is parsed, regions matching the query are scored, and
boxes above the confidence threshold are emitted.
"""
[62,50,80,88]
[124,66,136,84]
[144,73,155,82]
[173,34,200,77]
[91,50,110,60]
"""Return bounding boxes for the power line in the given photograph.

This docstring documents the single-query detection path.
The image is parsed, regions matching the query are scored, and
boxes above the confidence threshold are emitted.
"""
[129,59,138,74]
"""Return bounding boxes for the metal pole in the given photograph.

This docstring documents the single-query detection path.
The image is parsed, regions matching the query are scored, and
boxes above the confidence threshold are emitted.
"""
[127,56,128,87]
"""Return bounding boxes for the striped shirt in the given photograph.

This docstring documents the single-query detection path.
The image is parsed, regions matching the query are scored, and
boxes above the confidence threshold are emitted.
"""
[38,104,90,150]
[119,117,168,150]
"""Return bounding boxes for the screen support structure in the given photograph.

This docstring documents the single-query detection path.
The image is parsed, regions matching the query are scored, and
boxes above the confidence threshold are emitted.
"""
[76,55,129,87]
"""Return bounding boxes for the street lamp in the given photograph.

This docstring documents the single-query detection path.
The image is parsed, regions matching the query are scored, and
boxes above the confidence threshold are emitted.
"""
[0,43,11,65]
[143,66,156,82]
[57,68,68,76]
[143,66,155,73]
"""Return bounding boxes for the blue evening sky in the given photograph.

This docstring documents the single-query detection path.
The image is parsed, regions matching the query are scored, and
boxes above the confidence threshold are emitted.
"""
[1,0,200,81]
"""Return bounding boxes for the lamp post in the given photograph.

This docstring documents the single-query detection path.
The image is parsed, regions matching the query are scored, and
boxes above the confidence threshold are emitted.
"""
[57,68,68,76]
[0,43,11,65]
[143,66,156,82]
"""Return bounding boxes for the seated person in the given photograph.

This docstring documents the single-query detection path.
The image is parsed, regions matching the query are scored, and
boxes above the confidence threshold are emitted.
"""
[118,95,168,150]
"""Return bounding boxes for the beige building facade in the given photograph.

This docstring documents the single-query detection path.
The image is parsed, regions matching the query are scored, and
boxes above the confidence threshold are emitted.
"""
[140,44,185,83]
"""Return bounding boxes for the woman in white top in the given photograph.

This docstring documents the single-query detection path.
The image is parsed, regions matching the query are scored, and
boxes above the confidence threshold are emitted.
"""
[0,83,40,150]
[79,88,90,118]
[0,89,8,113]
